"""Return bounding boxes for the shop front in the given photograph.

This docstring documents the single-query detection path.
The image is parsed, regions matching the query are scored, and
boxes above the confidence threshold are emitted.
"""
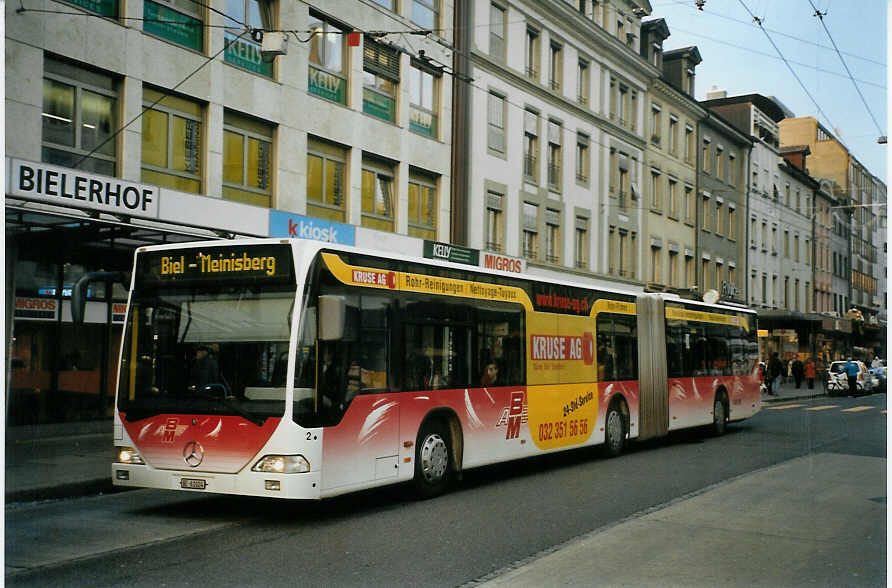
[5,158,270,426]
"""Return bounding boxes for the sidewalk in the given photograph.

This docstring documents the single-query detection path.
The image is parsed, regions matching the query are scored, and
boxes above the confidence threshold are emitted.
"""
[4,380,824,504]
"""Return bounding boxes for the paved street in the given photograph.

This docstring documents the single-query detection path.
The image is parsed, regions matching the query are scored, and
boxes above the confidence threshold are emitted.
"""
[5,392,885,587]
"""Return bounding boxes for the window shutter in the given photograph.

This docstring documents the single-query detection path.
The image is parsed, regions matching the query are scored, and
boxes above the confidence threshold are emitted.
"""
[364,40,400,81]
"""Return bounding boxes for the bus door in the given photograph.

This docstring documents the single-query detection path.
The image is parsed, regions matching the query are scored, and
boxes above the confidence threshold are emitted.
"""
[636,294,667,440]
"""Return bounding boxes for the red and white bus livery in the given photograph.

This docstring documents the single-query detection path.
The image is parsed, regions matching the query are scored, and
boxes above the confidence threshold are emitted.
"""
[109,239,760,499]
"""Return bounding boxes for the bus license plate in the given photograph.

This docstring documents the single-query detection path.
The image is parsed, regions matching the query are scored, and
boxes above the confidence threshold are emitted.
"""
[180,478,207,490]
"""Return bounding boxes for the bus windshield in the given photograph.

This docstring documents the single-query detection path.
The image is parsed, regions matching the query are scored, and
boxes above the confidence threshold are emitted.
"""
[117,283,295,425]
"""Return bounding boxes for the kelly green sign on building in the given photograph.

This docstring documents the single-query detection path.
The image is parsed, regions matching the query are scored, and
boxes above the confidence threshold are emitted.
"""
[308,66,347,104]
[143,0,202,52]
[363,90,395,122]
[423,241,479,266]
[225,32,273,78]
[68,0,116,16]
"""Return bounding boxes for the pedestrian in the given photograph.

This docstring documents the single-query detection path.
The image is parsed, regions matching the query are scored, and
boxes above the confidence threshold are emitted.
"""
[768,352,783,396]
[843,358,860,396]
[871,355,883,369]
[804,357,816,390]
[792,357,804,389]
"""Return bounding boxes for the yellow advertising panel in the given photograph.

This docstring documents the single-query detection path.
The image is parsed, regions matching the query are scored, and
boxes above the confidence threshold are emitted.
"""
[665,306,746,329]
[526,383,596,450]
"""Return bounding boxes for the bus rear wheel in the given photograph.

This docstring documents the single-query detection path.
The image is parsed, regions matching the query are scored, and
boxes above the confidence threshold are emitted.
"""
[603,405,625,458]
[712,394,727,436]
[414,420,450,498]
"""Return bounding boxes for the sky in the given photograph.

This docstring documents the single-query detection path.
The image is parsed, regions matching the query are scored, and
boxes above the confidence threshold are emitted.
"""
[647,0,887,184]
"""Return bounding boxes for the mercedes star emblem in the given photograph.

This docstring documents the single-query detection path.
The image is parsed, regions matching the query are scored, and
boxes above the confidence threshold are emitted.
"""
[183,441,204,467]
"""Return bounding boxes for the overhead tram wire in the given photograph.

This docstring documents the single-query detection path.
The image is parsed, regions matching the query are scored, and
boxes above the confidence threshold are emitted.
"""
[806,0,884,139]
[661,0,886,68]
[70,30,251,171]
[736,0,837,135]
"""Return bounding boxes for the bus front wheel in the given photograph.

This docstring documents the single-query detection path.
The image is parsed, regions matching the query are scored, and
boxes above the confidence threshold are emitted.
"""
[414,419,450,498]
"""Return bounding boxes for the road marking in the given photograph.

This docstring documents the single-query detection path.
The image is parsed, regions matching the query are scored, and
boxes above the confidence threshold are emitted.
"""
[805,405,840,411]
[763,404,804,410]
[841,406,875,413]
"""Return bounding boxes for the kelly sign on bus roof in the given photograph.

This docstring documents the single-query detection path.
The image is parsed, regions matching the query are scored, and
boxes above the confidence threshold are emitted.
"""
[136,244,294,286]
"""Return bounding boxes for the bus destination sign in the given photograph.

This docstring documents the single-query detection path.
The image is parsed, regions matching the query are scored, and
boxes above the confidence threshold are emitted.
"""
[137,244,294,286]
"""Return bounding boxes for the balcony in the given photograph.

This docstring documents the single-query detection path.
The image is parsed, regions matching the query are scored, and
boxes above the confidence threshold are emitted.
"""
[525,66,538,80]
[523,247,538,259]
[546,253,559,264]
[550,78,561,92]
[577,94,588,106]
[485,241,502,253]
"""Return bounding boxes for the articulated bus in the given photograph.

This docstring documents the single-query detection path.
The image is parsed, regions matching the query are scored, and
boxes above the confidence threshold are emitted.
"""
[108,238,760,499]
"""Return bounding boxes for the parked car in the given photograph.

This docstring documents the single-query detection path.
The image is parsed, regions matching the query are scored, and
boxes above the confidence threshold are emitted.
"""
[827,360,873,396]
[869,366,886,392]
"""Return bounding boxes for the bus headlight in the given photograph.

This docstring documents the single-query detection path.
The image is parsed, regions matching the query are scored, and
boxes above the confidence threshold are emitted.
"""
[116,446,145,465]
[251,455,310,474]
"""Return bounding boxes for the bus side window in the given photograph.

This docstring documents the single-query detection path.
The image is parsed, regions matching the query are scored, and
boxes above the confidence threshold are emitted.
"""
[596,316,615,381]
[613,315,638,380]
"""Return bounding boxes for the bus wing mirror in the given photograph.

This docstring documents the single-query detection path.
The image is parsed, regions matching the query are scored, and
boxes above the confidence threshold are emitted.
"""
[318,295,345,340]
[72,271,130,324]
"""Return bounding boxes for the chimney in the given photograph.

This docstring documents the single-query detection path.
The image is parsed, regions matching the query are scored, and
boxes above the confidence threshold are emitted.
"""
[706,85,727,100]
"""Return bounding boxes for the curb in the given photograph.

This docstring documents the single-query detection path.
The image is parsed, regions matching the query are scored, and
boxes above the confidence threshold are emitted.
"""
[761,392,826,404]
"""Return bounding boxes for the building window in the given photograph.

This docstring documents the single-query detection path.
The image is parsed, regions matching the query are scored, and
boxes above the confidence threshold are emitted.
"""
[728,206,737,240]
[411,0,438,28]
[575,216,589,268]
[545,208,560,263]
[761,274,768,304]
[361,158,395,232]
[144,0,203,52]
[488,92,506,154]
[651,245,662,284]
[608,226,616,275]
[684,125,694,163]
[715,201,723,236]
[141,87,202,193]
[684,185,694,223]
[609,148,617,194]
[522,202,539,259]
[729,153,736,186]
[577,59,589,105]
[609,78,617,120]
[363,40,399,123]
[525,27,540,79]
[523,109,538,181]
[42,56,117,176]
[224,0,273,77]
[489,3,506,59]
[668,115,678,156]
[485,191,505,252]
[617,85,628,127]
[750,216,757,247]
[308,13,347,105]
[576,133,589,183]
[761,221,768,251]
[222,111,273,207]
[668,249,678,288]
[715,146,724,181]
[370,0,394,9]
[650,170,662,211]
[409,62,439,137]
[685,253,694,288]
[547,120,562,191]
[668,179,678,218]
[549,42,563,92]
[650,103,661,145]
[784,230,790,258]
[794,234,800,262]
[771,226,777,254]
[408,170,438,240]
[701,139,710,173]
[306,137,346,223]
[701,259,710,293]
[701,194,711,231]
